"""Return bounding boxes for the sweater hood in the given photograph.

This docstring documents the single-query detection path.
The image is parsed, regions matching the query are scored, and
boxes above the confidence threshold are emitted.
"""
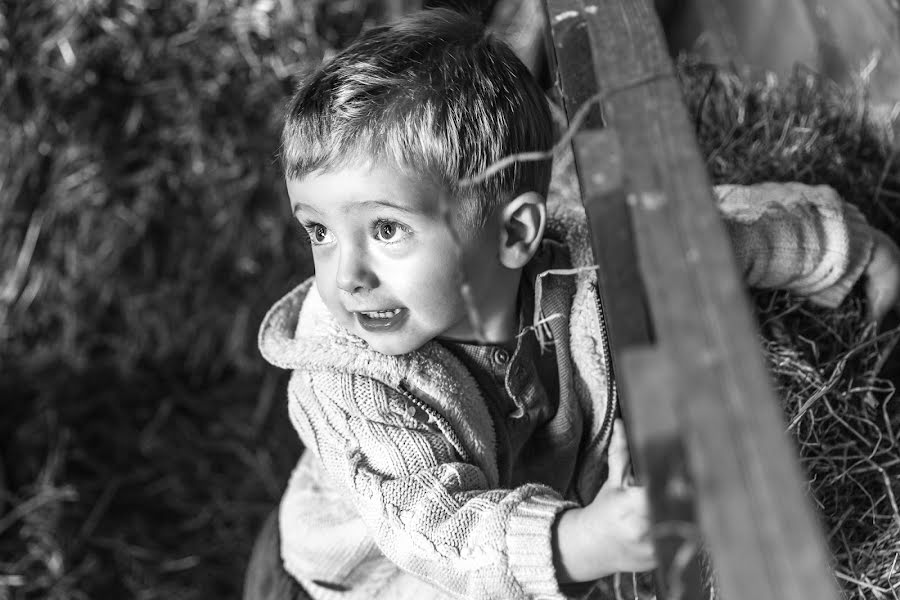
[258,275,501,478]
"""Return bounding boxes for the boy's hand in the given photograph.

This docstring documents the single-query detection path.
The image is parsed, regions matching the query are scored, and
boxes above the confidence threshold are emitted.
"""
[553,421,656,582]
[585,421,656,576]
[864,226,900,324]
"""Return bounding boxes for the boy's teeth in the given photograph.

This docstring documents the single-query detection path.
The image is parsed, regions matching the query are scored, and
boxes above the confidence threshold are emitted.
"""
[362,309,400,318]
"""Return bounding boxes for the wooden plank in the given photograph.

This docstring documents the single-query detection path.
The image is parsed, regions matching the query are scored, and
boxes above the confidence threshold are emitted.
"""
[617,345,705,598]
[547,1,841,599]
[546,5,604,130]
[572,130,653,348]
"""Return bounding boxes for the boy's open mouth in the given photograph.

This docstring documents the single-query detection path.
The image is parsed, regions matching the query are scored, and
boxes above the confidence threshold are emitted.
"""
[355,307,408,332]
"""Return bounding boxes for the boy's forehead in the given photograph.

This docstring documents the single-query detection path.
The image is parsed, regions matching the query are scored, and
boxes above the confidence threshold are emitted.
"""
[286,165,448,216]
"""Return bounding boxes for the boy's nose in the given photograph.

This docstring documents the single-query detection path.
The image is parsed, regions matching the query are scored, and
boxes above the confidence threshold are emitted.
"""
[335,248,378,293]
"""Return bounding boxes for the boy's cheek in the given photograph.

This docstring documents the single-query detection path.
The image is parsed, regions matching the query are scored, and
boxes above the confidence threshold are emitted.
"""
[311,269,343,316]
[310,252,336,283]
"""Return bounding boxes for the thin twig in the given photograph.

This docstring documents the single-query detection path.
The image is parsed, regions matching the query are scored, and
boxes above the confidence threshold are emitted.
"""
[451,70,672,336]
[460,71,672,189]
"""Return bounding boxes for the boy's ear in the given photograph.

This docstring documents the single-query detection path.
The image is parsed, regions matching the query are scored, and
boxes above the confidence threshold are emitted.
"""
[498,191,547,269]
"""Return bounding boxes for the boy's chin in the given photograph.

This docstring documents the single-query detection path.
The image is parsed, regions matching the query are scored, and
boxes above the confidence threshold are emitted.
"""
[362,333,427,356]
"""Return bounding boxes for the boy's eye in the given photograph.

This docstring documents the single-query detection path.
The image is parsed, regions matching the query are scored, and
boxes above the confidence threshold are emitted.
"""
[304,223,332,245]
[374,220,409,243]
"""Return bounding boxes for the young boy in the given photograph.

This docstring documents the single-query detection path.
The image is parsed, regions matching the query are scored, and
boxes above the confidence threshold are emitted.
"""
[246,8,900,600]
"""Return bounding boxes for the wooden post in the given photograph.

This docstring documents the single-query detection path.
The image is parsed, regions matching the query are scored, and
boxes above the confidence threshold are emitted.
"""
[546,0,842,598]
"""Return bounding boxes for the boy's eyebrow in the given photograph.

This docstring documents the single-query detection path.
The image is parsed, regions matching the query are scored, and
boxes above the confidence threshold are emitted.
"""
[292,199,421,217]
[356,199,419,215]
[292,202,319,216]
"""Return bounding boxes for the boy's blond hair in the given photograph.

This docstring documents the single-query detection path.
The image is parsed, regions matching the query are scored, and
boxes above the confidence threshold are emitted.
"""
[281,8,554,229]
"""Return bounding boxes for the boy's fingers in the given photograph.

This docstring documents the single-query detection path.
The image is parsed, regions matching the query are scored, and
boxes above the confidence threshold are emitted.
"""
[607,419,631,486]
[868,286,894,324]
[864,232,900,323]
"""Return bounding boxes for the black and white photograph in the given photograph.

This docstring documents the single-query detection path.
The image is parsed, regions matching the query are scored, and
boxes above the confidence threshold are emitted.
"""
[3,1,900,598]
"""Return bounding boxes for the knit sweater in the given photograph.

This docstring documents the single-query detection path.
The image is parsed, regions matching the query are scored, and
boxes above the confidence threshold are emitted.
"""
[258,183,873,600]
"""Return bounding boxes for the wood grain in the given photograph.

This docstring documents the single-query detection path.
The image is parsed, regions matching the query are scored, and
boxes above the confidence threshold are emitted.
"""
[547,0,841,598]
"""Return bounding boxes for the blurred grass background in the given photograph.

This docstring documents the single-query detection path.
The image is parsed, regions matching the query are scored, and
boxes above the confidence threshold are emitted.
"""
[2,1,900,599]
[0,1,381,597]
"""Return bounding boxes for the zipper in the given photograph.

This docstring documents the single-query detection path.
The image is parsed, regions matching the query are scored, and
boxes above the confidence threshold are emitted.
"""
[397,382,471,463]
[587,282,618,453]
[395,284,617,468]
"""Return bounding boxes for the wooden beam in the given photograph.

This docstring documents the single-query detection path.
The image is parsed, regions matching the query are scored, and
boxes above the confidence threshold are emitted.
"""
[572,130,653,348]
[547,1,841,599]
[617,345,705,597]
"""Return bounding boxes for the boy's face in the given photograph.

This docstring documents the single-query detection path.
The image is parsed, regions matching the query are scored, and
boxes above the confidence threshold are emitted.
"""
[287,163,518,355]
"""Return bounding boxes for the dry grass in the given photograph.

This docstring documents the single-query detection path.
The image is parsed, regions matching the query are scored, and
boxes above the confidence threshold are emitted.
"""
[681,60,900,598]
[1,2,899,598]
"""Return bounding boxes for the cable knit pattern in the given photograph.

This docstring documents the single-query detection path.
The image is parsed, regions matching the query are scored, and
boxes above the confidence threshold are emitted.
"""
[283,308,577,599]
[507,493,572,599]
[258,185,872,600]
